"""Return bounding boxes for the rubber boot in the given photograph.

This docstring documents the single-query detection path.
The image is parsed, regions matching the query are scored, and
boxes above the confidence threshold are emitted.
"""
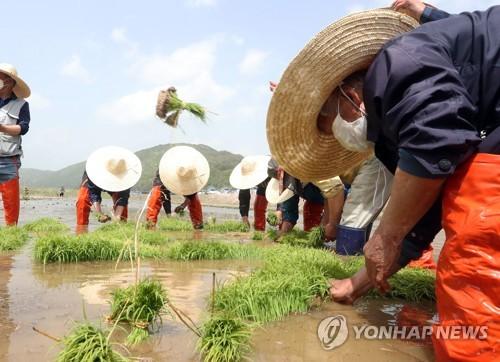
[187,194,204,229]
[303,200,323,231]
[0,178,20,226]
[253,194,268,231]
[76,186,91,226]
[146,185,163,227]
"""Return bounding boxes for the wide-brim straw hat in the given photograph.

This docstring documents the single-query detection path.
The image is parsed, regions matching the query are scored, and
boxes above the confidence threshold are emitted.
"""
[0,63,31,99]
[265,177,295,204]
[229,155,271,190]
[266,9,418,181]
[86,146,143,192]
[159,146,210,195]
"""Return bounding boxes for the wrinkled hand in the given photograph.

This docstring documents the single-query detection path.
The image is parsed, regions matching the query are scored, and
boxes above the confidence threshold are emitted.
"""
[174,205,185,214]
[391,0,426,20]
[363,232,401,294]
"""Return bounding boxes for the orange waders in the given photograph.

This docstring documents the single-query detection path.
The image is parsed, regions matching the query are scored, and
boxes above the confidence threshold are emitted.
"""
[187,194,203,229]
[303,200,323,231]
[434,153,500,361]
[253,194,268,231]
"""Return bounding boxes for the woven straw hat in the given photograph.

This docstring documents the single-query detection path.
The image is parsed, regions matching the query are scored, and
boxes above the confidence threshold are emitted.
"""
[86,146,142,192]
[0,63,31,98]
[229,155,271,190]
[267,9,418,181]
[265,177,295,204]
[159,146,210,195]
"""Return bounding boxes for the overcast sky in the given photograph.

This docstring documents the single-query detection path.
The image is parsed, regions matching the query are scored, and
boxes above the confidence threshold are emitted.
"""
[3,0,497,170]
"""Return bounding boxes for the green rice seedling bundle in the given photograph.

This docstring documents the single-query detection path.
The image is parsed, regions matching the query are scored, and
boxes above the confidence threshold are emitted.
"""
[158,218,194,232]
[56,322,128,362]
[205,221,251,233]
[156,87,206,128]
[383,267,436,302]
[109,279,170,345]
[23,218,70,235]
[251,232,263,241]
[198,314,251,362]
[34,234,124,264]
[266,212,279,227]
[277,229,318,248]
[265,229,279,241]
[307,227,325,248]
[0,227,29,251]
[165,241,262,261]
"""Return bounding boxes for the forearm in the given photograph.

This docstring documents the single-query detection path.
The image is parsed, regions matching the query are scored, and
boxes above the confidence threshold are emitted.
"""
[113,205,125,219]
[93,202,103,214]
[0,124,21,136]
[375,167,445,247]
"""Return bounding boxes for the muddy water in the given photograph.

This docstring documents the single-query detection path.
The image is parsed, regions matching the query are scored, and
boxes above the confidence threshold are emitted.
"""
[0,245,436,362]
[0,248,257,362]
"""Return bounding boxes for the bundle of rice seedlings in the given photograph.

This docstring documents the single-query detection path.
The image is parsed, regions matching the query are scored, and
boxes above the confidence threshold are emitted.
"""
[34,234,124,264]
[198,315,251,362]
[165,241,262,261]
[0,227,29,251]
[266,212,279,227]
[384,267,436,302]
[307,227,325,248]
[251,232,263,241]
[278,229,318,248]
[109,279,170,345]
[158,218,194,232]
[156,87,206,128]
[56,322,128,362]
[23,218,69,235]
[265,229,279,241]
[205,221,251,233]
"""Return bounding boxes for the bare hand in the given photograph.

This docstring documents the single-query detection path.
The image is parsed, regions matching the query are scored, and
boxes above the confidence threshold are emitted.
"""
[363,232,401,294]
[97,214,111,223]
[391,0,426,20]
[329,279,356,304]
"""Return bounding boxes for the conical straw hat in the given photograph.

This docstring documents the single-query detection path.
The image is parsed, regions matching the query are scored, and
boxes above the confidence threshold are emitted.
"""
[85,146,142,192]
[266,9,418,181]
[229,155,271,190]
[0,63,31,98]
[159,146,210,195]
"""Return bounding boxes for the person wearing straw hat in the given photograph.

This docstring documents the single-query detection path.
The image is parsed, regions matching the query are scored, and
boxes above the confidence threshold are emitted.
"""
[268,4,500,360]
[230,155,271,231]
[75,146,142,233]
[0,63,31,226]
[145,169,172,228]
[145,168,204,230]
[157,145,210,230]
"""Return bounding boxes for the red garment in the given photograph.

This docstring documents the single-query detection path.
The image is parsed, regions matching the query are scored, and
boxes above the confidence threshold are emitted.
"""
[303,200,323,231]
[434,153,500,361]
[76,186,128,225]
[0,177,20,226]
[146,185,163,226]
[408,246,436,270]
[253,194,268,231]
[76,186,91,226]
[187,194,203,229]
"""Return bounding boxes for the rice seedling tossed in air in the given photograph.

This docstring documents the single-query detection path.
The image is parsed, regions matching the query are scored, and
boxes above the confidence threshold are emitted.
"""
[156,87,206,128]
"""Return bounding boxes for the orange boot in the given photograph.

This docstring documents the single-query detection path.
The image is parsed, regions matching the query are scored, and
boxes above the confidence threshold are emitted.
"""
[253,194,268,231]
[146,185,163,227]
[187,194,203,229]
[76,186,91,226]
[0,178,20,226]
[303,200,323,231]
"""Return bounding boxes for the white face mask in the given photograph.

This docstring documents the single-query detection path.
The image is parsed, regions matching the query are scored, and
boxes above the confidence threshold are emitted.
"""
[331,88,373,153]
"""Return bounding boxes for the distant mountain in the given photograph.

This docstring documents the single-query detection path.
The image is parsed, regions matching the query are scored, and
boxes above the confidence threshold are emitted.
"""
[20,144,243,191]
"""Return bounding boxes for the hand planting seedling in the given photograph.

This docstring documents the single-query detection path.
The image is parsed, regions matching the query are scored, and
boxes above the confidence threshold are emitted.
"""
[156,87,206,128]
[266,211,280,227]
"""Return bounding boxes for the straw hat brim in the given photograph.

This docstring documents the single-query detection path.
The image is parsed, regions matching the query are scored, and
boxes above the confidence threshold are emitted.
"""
[266,9,418,182]
[0,68,31,99]
[265,177,295,204]
[86,146,143,192]
[229,155,271,190]
[159,146,210,196]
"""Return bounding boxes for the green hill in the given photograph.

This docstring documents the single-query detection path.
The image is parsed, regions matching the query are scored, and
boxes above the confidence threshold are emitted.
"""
[20,143,243,191]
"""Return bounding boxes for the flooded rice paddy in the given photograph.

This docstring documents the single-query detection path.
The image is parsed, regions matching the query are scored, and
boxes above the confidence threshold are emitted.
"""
[0,197,441,361]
